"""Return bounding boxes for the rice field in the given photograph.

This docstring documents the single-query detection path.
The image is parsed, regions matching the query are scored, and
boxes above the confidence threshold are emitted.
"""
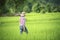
[0,13,60,40]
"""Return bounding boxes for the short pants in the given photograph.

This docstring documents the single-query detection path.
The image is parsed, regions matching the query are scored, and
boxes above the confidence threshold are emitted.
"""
[20,25,28,34]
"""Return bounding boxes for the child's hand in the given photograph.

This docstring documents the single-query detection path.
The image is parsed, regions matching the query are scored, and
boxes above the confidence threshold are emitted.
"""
[23,26,25,31]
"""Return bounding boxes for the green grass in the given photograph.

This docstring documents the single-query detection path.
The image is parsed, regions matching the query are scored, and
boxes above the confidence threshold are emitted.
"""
[0,13,60,40]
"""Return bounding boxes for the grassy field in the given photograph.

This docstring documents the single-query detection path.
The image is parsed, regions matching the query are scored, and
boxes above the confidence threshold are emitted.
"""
[0,13,60,40]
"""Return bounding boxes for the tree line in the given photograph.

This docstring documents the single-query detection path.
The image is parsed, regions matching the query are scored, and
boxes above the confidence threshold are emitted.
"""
[0,0,60,16]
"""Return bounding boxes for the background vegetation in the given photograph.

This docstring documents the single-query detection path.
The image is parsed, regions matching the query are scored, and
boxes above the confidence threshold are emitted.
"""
[0,0,60,16]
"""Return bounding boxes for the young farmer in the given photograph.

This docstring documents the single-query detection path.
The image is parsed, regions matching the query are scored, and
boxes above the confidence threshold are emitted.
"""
[20,12,28,34]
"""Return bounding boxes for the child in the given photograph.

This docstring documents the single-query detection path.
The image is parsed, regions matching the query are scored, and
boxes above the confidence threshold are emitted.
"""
[20,12,28,34]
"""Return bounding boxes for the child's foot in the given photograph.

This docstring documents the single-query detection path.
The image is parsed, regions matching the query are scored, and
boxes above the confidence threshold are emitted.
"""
[25,30,28,34]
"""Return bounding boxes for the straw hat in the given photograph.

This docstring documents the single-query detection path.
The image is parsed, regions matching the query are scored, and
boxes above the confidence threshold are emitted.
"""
[20,12,25,16]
